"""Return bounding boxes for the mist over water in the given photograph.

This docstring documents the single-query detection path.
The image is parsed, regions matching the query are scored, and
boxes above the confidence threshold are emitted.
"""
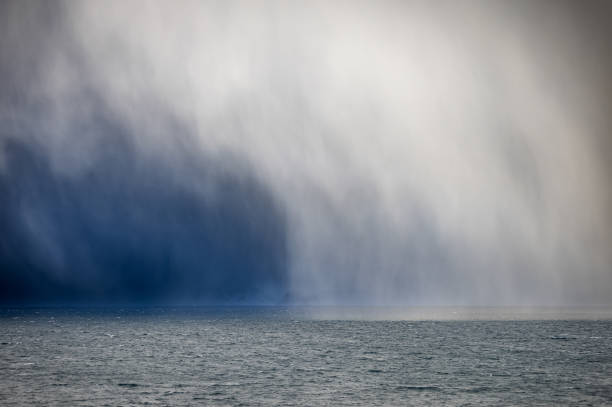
[1,1,611,305]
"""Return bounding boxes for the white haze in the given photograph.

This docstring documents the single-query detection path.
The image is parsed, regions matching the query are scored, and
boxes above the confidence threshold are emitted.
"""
[4,0,612,305]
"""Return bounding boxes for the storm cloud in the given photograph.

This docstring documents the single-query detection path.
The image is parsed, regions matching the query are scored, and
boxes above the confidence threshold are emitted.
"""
[1,0,611,305]
[0,121,288,304]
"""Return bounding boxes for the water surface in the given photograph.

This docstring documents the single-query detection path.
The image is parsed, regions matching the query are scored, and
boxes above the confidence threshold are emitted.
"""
[1,307,611,406]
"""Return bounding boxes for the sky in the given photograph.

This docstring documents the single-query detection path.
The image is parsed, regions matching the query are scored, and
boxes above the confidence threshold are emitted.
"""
[1,0,611,305]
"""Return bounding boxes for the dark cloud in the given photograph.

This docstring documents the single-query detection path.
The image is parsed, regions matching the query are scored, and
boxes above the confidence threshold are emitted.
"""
[0,127,288,305]
[0,1,288,305]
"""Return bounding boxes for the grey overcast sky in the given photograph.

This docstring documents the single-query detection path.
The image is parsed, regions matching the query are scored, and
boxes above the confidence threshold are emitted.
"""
[1,1,611,305]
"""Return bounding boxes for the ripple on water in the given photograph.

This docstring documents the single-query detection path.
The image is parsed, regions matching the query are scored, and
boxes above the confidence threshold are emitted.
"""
[0,307,611,406]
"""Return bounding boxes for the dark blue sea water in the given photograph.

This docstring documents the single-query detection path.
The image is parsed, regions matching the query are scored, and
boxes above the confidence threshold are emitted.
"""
[1,307,611,406]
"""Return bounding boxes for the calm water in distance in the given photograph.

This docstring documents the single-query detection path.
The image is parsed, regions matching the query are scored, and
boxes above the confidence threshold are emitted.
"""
[1,307,611,406]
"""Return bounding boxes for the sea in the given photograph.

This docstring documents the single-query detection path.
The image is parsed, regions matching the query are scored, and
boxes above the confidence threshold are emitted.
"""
[1,307,611,406]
